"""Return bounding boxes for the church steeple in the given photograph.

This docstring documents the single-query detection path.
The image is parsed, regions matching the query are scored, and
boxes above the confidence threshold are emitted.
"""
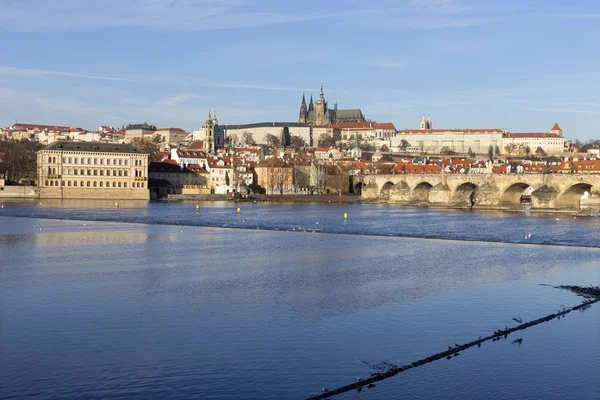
[334,96,338,111]
[299,92,308,124]
[427,114,432,129]
[420,113,427,130]
[309,94,314,111]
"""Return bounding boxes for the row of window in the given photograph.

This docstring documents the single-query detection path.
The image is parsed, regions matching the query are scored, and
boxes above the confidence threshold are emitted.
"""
[54,167,134,177]
[46,156,146,166]
[45,180,145,188]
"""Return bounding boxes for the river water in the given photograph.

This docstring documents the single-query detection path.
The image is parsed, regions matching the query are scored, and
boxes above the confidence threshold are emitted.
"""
[1,200,599,399]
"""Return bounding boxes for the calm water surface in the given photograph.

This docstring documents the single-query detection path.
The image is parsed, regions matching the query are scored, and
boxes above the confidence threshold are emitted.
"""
[0,200,599,399]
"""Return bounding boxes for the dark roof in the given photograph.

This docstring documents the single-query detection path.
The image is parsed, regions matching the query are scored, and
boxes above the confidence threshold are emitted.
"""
[149,162,182,173]
[40,141,147,154]
[125,123,156,131]
[333,109,364,122]
[223,122,309,129]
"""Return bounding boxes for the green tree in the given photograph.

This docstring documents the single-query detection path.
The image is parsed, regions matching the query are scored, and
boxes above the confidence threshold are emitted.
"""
[488,145,494,161]
[225,171,230,186]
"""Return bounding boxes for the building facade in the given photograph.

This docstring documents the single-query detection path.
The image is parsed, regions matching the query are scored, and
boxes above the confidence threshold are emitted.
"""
[125,123,157,143]
[224,122,313,147]
[37,142,149,200]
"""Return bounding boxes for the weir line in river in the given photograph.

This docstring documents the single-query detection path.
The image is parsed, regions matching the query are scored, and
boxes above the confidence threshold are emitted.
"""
[305,285,600,400]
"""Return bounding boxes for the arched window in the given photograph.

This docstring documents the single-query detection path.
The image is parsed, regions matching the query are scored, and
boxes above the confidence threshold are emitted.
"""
[118,182,122,188]
[74,181,77,187]
[48,166,52,174]
[124,182,127,188]
[106,181,110,188]
[45,180,49,186]
[62,181,65,186]
[141,183,144,188]
[113,182,116,187]
[99,181,103,187]
[80,181,84,187]
[87,181,90,187]
[68,181,71,186]
[93,181,97,187]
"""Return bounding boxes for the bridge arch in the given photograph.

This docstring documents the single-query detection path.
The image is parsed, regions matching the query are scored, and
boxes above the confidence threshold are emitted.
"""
[500,182,534,206]
[354,181,365,195]
[452,182,479,207]
[412,181,433,203]
[380,181,395,198]
[557,182,593,209]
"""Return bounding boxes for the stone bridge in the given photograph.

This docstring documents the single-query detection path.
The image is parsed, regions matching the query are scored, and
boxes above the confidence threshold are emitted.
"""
[360,173,600,210]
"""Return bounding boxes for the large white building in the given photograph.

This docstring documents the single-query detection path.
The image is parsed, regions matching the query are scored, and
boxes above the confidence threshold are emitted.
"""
[223,122,313,147]
[502,123,565,155]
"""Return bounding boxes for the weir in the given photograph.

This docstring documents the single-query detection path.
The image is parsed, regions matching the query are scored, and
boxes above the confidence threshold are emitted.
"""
[305,285,600,400]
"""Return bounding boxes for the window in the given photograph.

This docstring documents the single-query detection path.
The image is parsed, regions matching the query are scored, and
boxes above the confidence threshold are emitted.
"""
[62,181,65,186]
[68,181,71,186]
[45,180,49,186]
[74,181,77,187]
[93,181,97,187]
[141,183,144,188]
[48,167,52,174]
[118,170,122,176]
[100,182,103,187]
[124,182,127,188]
[87,181,90,187]
[87,170,91,176]
[118,182,122,188]
[124,170,128,177]
[80,181,84,187]
[113,182,116,187]
[100,170,104,176]
[94,170,97,176]
[113,170,117,176]
[124,160,128,166]
[106,181,110,188]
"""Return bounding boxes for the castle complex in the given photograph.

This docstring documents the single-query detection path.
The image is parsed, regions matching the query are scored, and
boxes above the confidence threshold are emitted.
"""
[299,82,365,125]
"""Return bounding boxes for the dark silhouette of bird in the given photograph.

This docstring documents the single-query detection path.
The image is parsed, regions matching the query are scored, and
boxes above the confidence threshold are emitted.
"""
[512,317,523,323]
[512,338,523,345]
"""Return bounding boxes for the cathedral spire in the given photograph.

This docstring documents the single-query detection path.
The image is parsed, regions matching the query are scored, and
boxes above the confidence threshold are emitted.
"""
[301,92,306,106]
[334,96,338,111]
[309,94,314,111]
[319,81,324,102]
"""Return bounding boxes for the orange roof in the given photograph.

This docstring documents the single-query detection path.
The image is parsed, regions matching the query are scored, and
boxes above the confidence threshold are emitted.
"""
[156,127,186,132]
[188,140,205,150]
[374,123,396,130]
[330,122,375,130]
[551,123,562,131]
[399,128,503,134]
[505,132,562,138]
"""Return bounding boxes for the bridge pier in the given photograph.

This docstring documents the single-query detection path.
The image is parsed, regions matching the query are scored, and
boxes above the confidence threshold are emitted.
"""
[531,185,559,209]
[389,182,411,203]
[429,183,451,205]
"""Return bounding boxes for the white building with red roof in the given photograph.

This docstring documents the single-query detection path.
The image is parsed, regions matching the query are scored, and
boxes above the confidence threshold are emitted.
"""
[502,123,565,155]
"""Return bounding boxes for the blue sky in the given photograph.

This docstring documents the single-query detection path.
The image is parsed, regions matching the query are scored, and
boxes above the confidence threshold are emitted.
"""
[1,0,600,139]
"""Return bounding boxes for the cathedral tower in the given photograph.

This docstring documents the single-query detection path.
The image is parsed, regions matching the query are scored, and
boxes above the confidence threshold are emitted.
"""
[299,93,307,124]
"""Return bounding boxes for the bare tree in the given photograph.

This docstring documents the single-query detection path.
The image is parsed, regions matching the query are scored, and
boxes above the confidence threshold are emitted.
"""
[318,133,335,148]
[130,137,160,162]
[276,164,291,195]
[242,131,255,145]
[0,140,39,184]
[290,135,305,149]
[332,163,350,196]
[265,134,280,148]
[399,139,410,152]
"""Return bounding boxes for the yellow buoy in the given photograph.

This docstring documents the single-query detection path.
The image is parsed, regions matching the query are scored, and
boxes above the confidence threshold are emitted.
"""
[196,204,200,212]
[344,213,348,220]
[237,207,241,214]
[115,202,119,208]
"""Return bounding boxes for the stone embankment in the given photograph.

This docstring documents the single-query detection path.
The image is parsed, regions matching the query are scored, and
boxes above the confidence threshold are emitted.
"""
[305,285,600,400]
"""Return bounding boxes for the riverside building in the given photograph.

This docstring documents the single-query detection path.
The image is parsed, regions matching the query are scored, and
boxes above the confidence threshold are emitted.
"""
[37,141,149,200]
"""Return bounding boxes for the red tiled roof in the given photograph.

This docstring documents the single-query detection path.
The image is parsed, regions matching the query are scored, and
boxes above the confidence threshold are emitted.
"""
[188,140,205,150]
[330,122,375,129]
[156,127,186,132]
[399,128,503,134]
[504,132,562,138]
[551,123,562,131]
[374,123,396,130]
[12,123,73,131]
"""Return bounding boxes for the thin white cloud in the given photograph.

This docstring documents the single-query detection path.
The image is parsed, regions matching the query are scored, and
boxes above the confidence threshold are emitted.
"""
[0,0,501,32]
[0,66,151,83]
